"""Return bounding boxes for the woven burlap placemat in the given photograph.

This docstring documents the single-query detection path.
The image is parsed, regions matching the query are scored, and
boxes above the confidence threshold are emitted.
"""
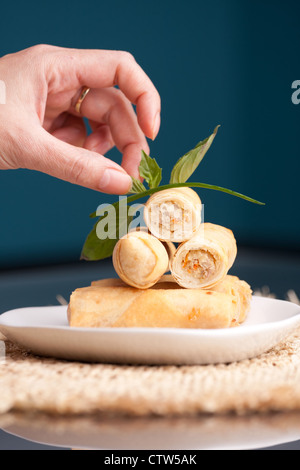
[1,325,300,416]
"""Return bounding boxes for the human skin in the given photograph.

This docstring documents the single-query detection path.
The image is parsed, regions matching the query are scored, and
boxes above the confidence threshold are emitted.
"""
[0,45,161,194]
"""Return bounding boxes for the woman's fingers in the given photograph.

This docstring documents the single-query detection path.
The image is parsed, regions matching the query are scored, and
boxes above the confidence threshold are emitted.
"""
[0,45,160,193]
[44,46,161,140]
[50,114,87,147]
[20,126,132,194]
[84,123,114,155]
[78,87,149,178]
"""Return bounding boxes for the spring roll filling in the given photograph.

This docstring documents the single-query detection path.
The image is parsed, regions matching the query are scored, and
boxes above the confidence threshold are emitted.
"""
[150,201,192,234]
[181,249,217,280]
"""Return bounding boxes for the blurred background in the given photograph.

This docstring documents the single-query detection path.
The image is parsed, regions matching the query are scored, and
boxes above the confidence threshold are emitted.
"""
[1,1,300,450]
[0,0,299,269]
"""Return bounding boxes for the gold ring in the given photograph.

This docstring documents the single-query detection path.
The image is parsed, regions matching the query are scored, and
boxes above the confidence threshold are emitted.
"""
[74,86,91,114]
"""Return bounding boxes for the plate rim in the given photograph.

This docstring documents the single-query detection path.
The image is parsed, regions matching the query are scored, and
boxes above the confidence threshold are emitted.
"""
[0,296,300,339]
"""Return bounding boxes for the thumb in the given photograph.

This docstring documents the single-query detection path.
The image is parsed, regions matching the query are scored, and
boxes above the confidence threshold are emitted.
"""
[23,128,132,194]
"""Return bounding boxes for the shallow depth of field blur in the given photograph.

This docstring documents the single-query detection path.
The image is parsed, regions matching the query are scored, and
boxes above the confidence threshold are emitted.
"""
[0,0,299,269]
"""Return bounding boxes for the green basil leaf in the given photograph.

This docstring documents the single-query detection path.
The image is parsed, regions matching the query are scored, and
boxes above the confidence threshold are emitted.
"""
[139,150,162,189]
[170,125,220,184]
[81,199,134,261]
[82,181,264,261]
[80,220,117,261]
[129,177,147,194]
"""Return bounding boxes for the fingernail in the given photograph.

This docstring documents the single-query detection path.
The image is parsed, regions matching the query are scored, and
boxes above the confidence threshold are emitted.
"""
[99,168,132,194]
[151,112,160,140]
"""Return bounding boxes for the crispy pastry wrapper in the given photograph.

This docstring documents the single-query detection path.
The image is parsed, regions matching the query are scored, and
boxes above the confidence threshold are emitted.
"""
[129,226,176,270]
[143,187,202,242]
[68,274,252,329]
[112,230,169,289]
[170,223,237,289]
[206,274,252,324]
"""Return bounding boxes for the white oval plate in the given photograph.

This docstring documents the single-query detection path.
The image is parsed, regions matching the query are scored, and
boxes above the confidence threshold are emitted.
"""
[0,296,300,365]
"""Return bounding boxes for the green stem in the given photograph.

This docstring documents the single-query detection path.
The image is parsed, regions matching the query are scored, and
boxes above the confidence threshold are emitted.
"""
[127,182,265,205]
[90,182,264,218]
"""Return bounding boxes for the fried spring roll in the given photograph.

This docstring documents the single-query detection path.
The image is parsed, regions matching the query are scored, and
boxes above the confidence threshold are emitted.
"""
[155,274,251,324]
[68,276,242,329]
[112,230,169,289]
[205,274,252,324]
[170,223,237,289]
[143,187,202,242]
[71,274,252,329]
[129,226,176,269]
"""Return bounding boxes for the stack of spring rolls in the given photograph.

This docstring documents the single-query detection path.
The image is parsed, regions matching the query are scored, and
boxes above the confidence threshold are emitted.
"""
[68,188,252,329]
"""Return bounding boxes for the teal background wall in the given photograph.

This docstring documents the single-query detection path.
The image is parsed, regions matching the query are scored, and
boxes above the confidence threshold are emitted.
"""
[0,0,299,268]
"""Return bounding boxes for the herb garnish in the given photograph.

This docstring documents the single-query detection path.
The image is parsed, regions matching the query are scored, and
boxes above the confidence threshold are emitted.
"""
[81,126,264,261]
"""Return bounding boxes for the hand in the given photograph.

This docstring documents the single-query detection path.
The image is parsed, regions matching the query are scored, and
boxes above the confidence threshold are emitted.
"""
[0,45,161,194]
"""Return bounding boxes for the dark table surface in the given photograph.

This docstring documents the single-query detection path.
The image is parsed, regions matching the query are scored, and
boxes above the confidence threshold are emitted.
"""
[0,246,300,450]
